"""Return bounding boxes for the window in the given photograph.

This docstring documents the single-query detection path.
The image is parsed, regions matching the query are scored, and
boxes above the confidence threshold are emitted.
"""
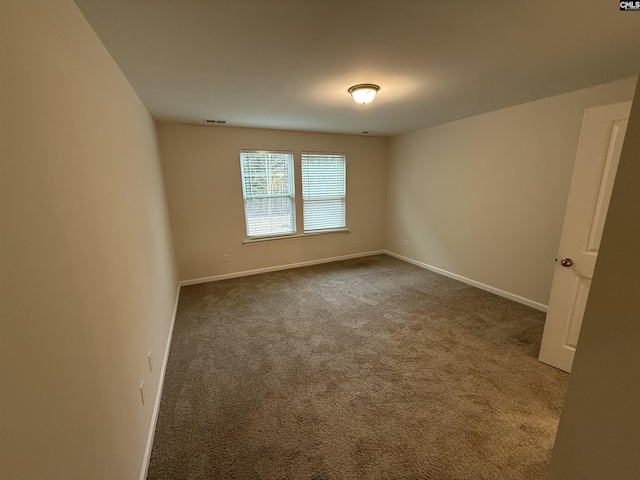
[240,151,295,238]
[301,153,346,232]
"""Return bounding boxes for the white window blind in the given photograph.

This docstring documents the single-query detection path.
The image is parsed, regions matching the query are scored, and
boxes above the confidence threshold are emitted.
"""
[301,153,346,232]
[240,151,295,237]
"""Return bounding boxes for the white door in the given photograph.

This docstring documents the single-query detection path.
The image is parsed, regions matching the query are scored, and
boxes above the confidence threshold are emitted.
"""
[538,101,631,373]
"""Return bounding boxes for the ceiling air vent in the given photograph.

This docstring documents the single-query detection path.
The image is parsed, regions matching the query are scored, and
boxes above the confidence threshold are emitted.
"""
[204,119,226,124]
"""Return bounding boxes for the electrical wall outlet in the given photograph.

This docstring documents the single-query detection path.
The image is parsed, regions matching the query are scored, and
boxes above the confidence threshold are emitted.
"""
[353,237,358,244]
[224,253,230,262]
[147,351,153,372]
[404,239,409,247]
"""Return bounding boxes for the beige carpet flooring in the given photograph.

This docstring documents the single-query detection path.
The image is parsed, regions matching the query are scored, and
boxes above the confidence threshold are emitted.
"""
[147,254,568,479]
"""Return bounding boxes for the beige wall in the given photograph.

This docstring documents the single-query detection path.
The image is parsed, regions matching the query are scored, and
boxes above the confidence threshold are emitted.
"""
[157,123,388,282]
[0,2,177,480]
[385,77,637,306]
[547,77,640,480]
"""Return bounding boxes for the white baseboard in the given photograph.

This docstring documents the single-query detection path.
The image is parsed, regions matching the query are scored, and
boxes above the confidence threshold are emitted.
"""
[179,251,547,313]
[180,250,386,286]
[139,283,181,480]
[384,250,548,312]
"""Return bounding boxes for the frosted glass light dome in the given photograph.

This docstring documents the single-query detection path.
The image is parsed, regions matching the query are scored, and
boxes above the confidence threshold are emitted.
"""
[348,84,380,104]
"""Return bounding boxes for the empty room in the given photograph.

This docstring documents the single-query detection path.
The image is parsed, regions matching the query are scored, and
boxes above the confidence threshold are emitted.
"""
[2,1,640,480]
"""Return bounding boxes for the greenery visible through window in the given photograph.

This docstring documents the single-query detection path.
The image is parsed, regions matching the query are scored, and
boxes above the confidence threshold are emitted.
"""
[301,153,346,232]
[240,151,295,237]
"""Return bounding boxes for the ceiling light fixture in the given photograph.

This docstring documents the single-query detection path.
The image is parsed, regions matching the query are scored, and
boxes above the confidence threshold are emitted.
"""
[348,84,380,104]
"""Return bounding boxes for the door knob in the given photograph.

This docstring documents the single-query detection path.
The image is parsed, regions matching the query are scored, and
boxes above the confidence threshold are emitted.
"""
[560,258,573,267]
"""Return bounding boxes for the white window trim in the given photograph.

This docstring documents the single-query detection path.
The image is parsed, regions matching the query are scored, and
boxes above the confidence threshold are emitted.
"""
[301,151,347,233]
[242,228,350,244]
[239,150,349,243]
[239,150,296,239]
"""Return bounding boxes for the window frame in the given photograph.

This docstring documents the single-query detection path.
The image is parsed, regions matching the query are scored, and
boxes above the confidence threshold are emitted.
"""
[301,151,347,234]
[239,150,297,239]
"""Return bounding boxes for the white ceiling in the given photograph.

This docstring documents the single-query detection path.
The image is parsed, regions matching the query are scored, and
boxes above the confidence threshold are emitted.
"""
[75,0,640,137]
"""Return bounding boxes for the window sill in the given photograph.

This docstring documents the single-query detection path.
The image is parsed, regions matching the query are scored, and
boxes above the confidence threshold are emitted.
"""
[242,228,350,244]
